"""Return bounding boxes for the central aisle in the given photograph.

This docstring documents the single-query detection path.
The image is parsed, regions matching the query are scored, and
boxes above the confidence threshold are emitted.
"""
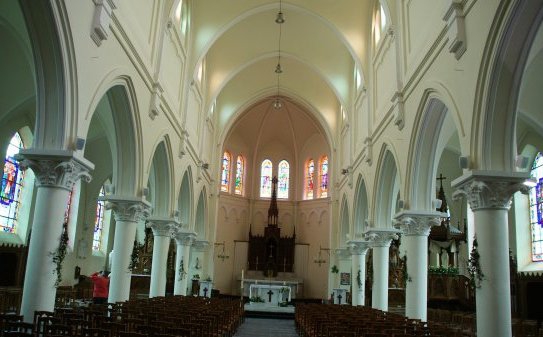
[234,318,299,337]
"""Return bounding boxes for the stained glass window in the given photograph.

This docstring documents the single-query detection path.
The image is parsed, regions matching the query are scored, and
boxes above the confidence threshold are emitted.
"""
[235,155,244,195]
[93,186,106,251]
[320,156,329,198]
[221,151,231,192]
[278,160,289,199]
[260,159,273,198]
[0,132,25,233]
[529,152,543,262]
[306,159,315,199]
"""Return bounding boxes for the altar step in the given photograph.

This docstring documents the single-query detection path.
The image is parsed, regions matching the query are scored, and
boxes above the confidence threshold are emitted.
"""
[245,310,295,319]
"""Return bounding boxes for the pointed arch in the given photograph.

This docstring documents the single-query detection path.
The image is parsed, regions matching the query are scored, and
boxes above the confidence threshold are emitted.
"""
[339,195,350,246]
[234,154,245,195]
[278,160,289,199]
[147,138,173,217]
[475,1,543,170]
[354,175,369,236]
[374,146,400,228]
[319,155,329,198]
[178,167,193,227]
[195,188,207,238]
[260,159,272,198]
[305,158,315,200]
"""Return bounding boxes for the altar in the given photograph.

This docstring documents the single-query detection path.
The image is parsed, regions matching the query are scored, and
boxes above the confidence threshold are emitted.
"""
[241,278,302,300]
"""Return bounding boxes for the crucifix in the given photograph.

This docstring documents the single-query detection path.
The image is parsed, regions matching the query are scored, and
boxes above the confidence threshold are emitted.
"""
[267,289,274,302]
[437,173,447,184]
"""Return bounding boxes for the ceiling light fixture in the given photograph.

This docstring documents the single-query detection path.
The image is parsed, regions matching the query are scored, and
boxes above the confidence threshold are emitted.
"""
[273,0,285,110]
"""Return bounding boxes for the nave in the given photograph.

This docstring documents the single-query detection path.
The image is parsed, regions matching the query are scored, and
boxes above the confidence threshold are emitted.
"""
[233,318,298,337]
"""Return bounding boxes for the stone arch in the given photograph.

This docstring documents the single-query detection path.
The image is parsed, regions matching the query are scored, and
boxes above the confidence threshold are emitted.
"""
[18,2,75,149]
[407,92,462,210]
[374,145,400,228]
[475,1,543,171]
[147,137,174,217]
[178,167,193,227]
[353,174,369,236]
[195,188,207,238]
[84,82,141,196]
[339,195,349,246]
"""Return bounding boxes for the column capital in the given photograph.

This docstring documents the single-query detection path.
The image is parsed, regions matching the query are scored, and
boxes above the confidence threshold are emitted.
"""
[102,196,151,222]
[393,210,446,236]
[16,149,94,190]
[173,228,196,246]
[452,170,530,211]
[147,217,178,237]
[364,229,399,247]
[192,239,210,252]
[347,240,371,255]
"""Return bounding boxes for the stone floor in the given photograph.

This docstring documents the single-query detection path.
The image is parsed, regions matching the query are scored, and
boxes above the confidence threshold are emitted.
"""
[233,318,299,337]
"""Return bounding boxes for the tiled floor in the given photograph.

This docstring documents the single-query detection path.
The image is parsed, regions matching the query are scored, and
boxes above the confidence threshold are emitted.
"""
[234,318,299,337]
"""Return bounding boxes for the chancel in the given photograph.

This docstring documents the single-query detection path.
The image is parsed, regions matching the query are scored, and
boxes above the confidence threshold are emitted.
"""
[1,1,542,337]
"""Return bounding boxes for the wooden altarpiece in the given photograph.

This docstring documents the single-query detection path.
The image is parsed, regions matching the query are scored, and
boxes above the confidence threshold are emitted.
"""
[247,177,295,277]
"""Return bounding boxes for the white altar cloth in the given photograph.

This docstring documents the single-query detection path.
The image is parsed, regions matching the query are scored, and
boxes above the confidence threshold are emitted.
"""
[249,284,291,304]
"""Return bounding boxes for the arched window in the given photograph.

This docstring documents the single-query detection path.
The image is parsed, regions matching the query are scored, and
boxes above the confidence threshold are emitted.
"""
[220,151,231,192]
[235,155,245,195]
[278,160,289,199]
[319,155,329,198]
[0,132,25,233]
[174,0,189,37]
[374,1,388,45]
[305,159,315,199]
[529,152,543,262]
[93,186,106,251]
[260,159,273,198]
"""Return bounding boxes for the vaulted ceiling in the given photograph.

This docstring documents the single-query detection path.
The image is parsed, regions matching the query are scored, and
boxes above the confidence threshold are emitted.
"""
[189,1,374,143]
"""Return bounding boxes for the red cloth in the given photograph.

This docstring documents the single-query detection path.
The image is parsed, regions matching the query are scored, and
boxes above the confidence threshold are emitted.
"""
[90,272,109,299]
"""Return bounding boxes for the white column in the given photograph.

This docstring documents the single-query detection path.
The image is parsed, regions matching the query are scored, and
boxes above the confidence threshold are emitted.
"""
[106,197,151,303]
[348,240,370,306]
[394,211,444,321]
[365,229,398,312]
[148,218,176,298]
[452,171,529,337]
[18,151,93,322]
[173,229,195,295]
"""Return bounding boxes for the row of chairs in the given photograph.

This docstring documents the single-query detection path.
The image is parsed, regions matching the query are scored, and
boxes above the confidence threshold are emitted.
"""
[1,295,244,337]
[295,304,459,337]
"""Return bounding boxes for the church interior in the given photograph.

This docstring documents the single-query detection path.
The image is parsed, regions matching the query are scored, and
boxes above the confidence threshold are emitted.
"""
[1,1,543,336]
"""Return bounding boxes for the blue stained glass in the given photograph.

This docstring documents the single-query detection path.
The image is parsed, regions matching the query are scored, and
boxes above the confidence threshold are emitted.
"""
[0,133,25,233]
[529,152,543,261]
[278,160,289,199]
[93,186,105,251]
[260,159,273,198]
[0,158,19,205]
[221,151,231,192]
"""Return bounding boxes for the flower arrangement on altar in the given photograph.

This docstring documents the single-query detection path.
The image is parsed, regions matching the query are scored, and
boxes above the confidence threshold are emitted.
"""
[428,265,459,275]
[249,296,264,303]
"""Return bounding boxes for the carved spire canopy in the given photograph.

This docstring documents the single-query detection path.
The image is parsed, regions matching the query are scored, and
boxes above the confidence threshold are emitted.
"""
[268,176,279,226]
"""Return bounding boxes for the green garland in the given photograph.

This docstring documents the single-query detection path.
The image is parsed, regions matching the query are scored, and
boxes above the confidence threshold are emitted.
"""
[356,269,362,288]
[467,237,484,288]
[179,258,186,280]
[402,256,411,286]
[51,222,69,287]
[128,240,144,271]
